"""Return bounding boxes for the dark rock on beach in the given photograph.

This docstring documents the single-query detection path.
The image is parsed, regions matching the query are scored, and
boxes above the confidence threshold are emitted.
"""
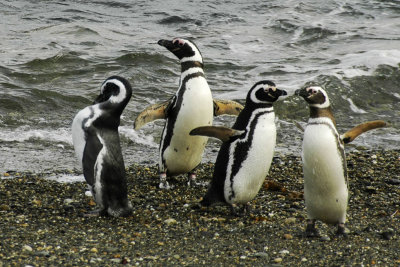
[0,150,399,266]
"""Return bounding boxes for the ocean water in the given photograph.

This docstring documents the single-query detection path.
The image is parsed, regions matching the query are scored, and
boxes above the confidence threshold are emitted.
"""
[1,0,399,177]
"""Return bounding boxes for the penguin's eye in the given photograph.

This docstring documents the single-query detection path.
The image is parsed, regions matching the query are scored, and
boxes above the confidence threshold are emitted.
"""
[173,39,185,47]
[307,88,317,95]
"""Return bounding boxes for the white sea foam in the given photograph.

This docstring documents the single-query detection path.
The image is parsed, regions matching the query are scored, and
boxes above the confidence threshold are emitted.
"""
[119,126,158,148]
[337,50,400,78]
[342,97,367,114]
[0,125,158,148]
[0,127,72,144]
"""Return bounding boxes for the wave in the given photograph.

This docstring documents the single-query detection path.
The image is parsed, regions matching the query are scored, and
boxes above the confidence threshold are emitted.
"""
[158,15,202,26]
[0,125,158,149]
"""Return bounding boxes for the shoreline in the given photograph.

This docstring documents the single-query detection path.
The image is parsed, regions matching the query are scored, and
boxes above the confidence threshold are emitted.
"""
[0,149,399,266]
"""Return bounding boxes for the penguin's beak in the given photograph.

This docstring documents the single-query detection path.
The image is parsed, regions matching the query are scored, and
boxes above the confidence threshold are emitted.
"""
[280,89,288,96]
[158,39,173,49]
[295,88,308,98]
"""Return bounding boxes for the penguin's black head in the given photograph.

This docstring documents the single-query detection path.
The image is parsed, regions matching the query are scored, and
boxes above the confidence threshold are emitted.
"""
[94,76,132,107]
[295,86,330,108]
[246,80,287,106]
[158,38,203,63]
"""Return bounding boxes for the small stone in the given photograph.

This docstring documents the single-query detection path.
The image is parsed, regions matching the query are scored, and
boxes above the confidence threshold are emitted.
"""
[32,199,42,206]
[381,231,394,240]
[0,204,10,211]
[320,236,331,241]
[85,191,93,197]
[90,248,98,253]
[284,217,296,224]
[3,173,10,177]
[35,251,50,257]
[279,249,289,255]
[301,257,308,262]
[63,199,74,205]
[387,178,400,185]
[173,255,180,259]
[274,257,283,263]
[254,252,269,258]
[283,234,293,240]
[23,245,33,252]
[164,218,177,226]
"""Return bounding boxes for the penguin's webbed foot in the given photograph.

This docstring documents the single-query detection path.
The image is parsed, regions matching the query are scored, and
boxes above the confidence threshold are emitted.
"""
[159,172,173,189]
[159,181,172,189]
[336,223,349,237]
[187,172,197,186]
[230,203,250,217]
[305,219,320,237]
[84,209,108,218]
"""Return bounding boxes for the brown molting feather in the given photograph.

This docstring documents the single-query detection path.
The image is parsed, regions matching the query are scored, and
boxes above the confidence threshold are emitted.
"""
[309,106,336,126]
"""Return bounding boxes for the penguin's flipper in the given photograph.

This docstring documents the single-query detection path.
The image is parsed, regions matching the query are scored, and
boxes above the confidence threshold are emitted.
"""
[133,99,172,130]
[190,126,244,142]
[82,131,103,186]
[213,99,244,116]
[341,120,386,144]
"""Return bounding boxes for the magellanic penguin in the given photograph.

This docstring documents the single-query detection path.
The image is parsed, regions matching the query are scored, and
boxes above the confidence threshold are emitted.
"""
[190,81,287,214]
[295,86,386,237]
[134,38,244,189]
[72,76,133,217]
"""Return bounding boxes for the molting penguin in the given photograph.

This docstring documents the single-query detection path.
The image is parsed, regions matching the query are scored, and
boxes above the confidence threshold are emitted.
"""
[190,81,287,213]
[72,76,133,217]
[134,38,243,189]
[295,86,387,236]
[295,86,349,236]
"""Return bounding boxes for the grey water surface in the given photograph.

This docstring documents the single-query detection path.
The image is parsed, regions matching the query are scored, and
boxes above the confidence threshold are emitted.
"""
[1,0,399,176]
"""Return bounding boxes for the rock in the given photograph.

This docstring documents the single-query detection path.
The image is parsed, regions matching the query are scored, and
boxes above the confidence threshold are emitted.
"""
[63,199,74,205]
[320,236,331,241]
[0,204,10,211]
[164,218,177,226]
[279,249,289,255]
[365,186,377,194]
[283,234,293,240]
[381,231,394,240]
[387,178,400,185]
[254,252,269,258]
[35,251,50,257]
[284,217,296,224]
[90,248,98,253]
[23,245,33,252]
[274,257,283,263]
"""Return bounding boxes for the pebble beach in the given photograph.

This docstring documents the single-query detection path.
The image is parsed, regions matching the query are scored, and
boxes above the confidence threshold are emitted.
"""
[1,149,399,266]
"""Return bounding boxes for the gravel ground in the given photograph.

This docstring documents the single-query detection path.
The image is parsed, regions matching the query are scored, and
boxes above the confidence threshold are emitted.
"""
[0,150,399,266]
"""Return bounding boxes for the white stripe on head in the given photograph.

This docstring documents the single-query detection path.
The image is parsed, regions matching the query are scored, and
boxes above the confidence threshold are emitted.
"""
[101,78,127,104]
[308,86,330,108]
[249,83,276,104]
[178,39,203,63]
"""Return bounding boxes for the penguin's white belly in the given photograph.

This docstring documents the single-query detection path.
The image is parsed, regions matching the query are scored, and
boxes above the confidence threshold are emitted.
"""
[72,105,102,167]
[163,77,213,174]
[225,113,276,204]
[302,124,348,224]
[71,107,90,166]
